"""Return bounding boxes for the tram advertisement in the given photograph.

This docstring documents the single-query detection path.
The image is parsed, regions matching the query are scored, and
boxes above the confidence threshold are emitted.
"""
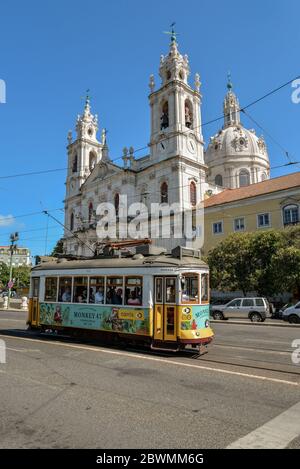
[39,303,150,335]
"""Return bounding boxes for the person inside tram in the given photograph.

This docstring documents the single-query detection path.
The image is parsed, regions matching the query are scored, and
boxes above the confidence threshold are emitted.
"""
[127,290,141,306]
[61,287,71,302]
[166,284,175,303]
[113,288,123,305]
[95,287,104,304]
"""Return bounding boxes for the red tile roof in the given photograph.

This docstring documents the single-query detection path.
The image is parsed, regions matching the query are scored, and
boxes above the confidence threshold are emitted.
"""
[204,171,300,208]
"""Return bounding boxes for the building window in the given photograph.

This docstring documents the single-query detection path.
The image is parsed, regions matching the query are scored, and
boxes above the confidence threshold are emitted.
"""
[185,99,193,128]
[239,169,250,187]
[283,204,299,225]
[114,193,120,216]
[89,151,96,171]
[212,221,223,234]
[88,202,94,224]
[234,217,245,232]
[70,213,74,231]
[261,172,267,181]
[215,174,223,186]
[72,154,77,173]
[257,213,270,228]
[160,101,169,130]
[190,181,197,206]
[160,182,168,204]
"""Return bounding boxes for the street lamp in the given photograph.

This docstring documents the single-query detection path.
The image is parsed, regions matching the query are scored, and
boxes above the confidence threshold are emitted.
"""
[8,232,19,308]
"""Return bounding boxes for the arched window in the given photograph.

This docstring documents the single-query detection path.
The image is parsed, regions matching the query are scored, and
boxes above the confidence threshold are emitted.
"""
[89,151,96,171]
[160,182,168,204]
[88,202,94,224]
[239,169,250,187]
[190,181,197,206]
[114,193,120,216]
[283,204,299,226]
[160,101,169,130]
[70,213,74,231]
[72,154,77,173]
[215,174,223,186]
[261,172,267,181]
[185,99,193,128]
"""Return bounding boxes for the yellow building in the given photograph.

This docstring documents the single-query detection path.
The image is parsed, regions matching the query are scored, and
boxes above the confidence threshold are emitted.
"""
[203,171,300,255]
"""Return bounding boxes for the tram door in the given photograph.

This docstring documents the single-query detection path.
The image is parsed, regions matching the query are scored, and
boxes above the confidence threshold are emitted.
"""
[31,277,40,326]
[154,276,177,341]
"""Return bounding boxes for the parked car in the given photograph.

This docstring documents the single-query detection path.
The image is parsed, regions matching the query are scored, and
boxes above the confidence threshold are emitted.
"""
[210,297,270,322]
[282,302,300,324]
[0,290,18,298]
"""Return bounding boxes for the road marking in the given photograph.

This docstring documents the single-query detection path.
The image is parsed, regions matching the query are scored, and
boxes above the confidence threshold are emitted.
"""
[227,401,300,448]
[0,318,25,322]
[214,344,291,356]
[0,333,299,387]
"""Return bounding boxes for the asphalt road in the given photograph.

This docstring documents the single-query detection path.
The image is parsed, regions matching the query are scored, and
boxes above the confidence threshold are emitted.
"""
[0,309,300,449]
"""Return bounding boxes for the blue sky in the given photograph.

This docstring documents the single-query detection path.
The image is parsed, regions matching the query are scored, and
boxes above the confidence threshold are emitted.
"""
[0,0,300,259]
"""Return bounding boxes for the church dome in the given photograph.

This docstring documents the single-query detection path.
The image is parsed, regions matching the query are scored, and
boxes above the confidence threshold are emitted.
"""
[206,124,269,164]
[205,77,270,188]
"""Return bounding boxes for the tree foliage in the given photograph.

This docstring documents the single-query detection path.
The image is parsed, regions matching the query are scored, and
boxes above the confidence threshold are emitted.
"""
[0,262,31,290]
[50,239,64,257]
[207,227,300,297]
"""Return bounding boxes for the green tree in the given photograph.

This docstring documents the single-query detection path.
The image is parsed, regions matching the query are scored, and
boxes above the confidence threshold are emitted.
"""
[50,239,64,257]
[0,262,10,289]
[270,246,300,295]
[207,232,255,296]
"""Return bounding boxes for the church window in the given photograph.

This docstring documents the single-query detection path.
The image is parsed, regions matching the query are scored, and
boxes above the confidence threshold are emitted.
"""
[179,70,185,80]
[190,181,197,206]
[70,213,74,231]
[160,182,168,204]
[88,202,94,224]
[89,151,96,171]
[283,205,299,226]
[215,174,223,186]
[114,193,120,216]
[185,99,193,128]
[72,154,78,173]
[239,169,250,187]
[166,70,171,80]
[160,101,169,130]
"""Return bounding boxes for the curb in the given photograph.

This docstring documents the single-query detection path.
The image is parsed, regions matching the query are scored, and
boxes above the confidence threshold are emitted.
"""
[0,308,28,313]
[210,319,300,328]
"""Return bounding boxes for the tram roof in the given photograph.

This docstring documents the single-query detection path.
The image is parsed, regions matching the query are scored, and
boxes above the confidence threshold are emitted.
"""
[32,254,208,272]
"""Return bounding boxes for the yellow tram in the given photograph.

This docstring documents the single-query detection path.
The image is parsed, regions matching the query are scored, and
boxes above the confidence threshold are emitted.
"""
[27,245,214,353]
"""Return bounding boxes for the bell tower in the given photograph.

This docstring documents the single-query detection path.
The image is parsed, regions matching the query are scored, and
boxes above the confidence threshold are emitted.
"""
[65,92,103,198]
[148,29,204,164]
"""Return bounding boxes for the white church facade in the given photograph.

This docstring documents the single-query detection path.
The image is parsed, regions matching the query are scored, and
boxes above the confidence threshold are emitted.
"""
[63,35,270,257]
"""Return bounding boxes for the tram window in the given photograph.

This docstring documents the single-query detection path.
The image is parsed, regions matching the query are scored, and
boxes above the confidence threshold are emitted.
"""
[155,278,163,303]
[181,274,199,303]
[165,278,176,303]
[73,277,88,303]
[106,277,123,305]
[201,273,209,303]
[32,278,40,298]
[166,306,175,335]
[58,277,72,302]
[45,277,58,302]
[125,277,142,306]
[89,277,104,304]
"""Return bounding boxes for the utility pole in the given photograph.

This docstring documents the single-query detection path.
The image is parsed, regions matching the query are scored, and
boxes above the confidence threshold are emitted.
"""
[7,232,19,308]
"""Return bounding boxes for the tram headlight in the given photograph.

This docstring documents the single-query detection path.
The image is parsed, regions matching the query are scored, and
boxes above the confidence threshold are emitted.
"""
[205,320,210,328]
